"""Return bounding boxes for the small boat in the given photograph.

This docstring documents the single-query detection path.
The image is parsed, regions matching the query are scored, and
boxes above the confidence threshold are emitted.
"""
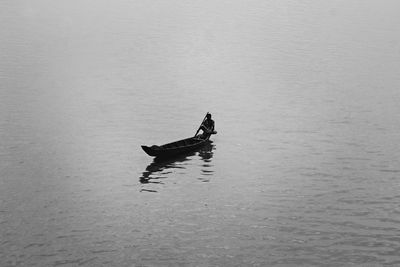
[141,133,215,158]
[142,113,216,158]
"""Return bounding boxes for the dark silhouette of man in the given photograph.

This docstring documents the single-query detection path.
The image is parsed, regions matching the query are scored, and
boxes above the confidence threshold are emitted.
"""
[198,113,215,138]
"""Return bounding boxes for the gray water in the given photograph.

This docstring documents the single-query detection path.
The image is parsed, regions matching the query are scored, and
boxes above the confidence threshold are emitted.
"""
[1,1,400,266]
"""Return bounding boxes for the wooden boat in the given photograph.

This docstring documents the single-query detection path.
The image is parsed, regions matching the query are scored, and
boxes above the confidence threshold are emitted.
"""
[141,133,214,158]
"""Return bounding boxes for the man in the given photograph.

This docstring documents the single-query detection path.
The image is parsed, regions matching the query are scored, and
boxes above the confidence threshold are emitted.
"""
[198,113,215,138]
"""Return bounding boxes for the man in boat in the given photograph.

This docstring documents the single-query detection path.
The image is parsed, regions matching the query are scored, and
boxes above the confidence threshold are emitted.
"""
[197,113,215,139]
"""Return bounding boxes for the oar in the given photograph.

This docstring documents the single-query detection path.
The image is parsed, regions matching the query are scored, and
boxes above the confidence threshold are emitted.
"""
[194,112,209,137]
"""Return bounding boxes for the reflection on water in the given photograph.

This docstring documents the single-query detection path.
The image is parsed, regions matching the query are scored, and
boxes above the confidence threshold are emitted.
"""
[198,141,215,182]
[139,154,194,184]
[139,141,215,188]
[198,141,214,162]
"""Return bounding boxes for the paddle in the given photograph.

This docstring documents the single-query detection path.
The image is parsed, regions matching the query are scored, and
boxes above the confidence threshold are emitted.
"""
[194,112,209,137]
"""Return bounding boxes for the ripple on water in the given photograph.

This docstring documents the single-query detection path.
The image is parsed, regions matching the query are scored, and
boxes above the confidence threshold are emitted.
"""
[53,258,96,266]
[379,169,400,173]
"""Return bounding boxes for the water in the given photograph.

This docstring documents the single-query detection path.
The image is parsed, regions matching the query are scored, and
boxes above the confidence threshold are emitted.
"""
[1,1,400,266]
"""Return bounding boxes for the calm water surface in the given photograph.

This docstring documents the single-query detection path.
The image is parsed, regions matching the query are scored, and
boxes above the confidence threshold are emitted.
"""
[1,1,400,266]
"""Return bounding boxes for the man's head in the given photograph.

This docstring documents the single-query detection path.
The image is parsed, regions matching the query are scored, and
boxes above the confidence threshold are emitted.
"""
[206,113,212,120]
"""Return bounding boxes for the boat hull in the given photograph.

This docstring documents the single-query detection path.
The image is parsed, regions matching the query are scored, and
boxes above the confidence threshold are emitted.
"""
[142,136,210,158]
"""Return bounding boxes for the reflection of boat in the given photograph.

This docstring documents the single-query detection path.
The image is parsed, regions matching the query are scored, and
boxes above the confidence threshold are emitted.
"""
[139,141,215,184]
[198,141,214,162]
[198,141,215,182]
[141,132,216,158]
[140,152,195,184]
